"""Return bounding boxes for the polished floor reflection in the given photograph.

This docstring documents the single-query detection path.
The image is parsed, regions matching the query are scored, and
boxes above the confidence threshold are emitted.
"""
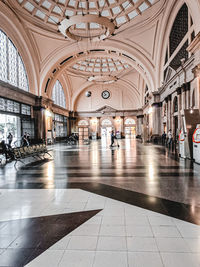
[1,139,200,266]
[1,139,200,205]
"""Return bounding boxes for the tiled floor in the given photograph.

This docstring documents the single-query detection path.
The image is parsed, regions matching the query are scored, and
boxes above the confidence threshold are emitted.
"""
[0,189,200,266]
[0,139,200,266]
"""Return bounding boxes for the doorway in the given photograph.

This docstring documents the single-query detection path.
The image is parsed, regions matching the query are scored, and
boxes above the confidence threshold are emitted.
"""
[101,127,112,137]
[125,126,136,139]
[78,127,89,140]
[0,114,21,145]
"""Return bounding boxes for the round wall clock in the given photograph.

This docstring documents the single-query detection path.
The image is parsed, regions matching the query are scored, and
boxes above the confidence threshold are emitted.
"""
[101,90,110,99]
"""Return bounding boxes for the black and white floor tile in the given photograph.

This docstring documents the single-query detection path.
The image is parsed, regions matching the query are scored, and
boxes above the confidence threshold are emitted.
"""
[0,189,200,267]
[1,139,200,266]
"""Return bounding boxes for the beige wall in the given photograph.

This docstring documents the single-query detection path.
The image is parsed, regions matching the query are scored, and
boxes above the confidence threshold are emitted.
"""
[75,84,139,112]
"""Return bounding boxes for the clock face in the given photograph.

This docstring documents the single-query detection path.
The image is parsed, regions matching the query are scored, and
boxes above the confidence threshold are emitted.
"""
[102,90,110,99]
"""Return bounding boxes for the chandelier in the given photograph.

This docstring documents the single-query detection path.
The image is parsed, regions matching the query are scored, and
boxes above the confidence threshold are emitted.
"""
[59,14,115,41]
[15,0,158,42]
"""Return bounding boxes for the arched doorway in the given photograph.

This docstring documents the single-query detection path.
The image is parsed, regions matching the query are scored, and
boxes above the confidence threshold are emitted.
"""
[101,119,113,138]
[124,118,136,139]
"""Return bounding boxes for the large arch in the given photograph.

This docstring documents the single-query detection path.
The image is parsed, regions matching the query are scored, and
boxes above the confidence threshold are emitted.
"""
[0,2,39,95]
[39,39,156,97]
[155,0,200,88]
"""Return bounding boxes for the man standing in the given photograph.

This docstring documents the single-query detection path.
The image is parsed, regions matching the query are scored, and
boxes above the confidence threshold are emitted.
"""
[7,132,13,147]
[110,130,115,147]
[167,129,173,150]
[162,131,166,145]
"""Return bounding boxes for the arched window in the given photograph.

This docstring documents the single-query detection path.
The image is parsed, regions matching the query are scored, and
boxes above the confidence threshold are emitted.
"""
[163,103,167,116]
[192,90,195,108]
[173,96,178,112]
[0,29,29,91]
[125,118,136,125]
[101,119,112,126]
[78,120,89,126]
[164,4,195,81]
[52,80,66,108]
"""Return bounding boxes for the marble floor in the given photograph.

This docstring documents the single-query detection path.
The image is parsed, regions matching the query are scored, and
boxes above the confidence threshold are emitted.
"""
[1,139,200,266]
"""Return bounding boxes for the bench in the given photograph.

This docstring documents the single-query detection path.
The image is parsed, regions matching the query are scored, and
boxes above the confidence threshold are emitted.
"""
[0,143,52,167]
[13,144,52,166]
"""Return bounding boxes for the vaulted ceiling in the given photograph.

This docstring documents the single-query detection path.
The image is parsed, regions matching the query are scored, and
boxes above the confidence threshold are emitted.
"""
[3,0,181,110]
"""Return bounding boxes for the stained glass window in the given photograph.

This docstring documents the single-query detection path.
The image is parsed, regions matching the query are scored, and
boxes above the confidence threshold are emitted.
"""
[21,104,31,115]
[52,80,66,108]
[18,55,29,91]
[0,31,7,82]
[8,39,18,86]
[0,29,29,91]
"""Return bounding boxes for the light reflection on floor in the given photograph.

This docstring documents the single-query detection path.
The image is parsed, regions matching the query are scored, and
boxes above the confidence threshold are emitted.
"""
[1,139,200,206]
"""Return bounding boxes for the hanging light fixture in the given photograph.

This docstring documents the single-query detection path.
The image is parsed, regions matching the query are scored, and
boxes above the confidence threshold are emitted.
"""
[58,14,115,41]
[14,0,158,42]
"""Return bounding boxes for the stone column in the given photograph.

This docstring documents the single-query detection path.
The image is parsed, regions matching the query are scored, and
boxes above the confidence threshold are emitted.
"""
[186,88,190,109]
[187,33,200,108]
[167,95,172,131]
[176,87,182,130]
[151,103,162,136]
[33,107,46,141]
[182,84,187,111]
[136,115,143,137]
[164,97,169,131]
[120,116,124,138]
[191,65,200,109]
[97,117,101,138]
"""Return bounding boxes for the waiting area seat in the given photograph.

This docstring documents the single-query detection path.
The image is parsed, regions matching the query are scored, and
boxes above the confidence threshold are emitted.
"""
[0,143,52,167]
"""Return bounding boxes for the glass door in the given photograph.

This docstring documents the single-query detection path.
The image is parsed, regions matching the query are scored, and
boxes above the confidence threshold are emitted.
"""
[0,114,21,146]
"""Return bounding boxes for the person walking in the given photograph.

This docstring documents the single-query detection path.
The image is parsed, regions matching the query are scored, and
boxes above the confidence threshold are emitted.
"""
[110,130,115,148]
[167,129,173,150]
[7,132,13,147]
[162,131,166,145]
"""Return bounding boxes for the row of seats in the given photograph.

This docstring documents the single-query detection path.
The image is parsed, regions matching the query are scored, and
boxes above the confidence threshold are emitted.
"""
[13,144,51,165]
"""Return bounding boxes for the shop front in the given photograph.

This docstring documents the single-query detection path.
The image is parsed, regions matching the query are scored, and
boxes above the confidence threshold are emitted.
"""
[53,113,68,141]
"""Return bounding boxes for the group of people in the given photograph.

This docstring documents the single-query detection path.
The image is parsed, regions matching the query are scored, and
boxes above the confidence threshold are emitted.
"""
[6,132,30,147]
[162,129,173,148]
[0,132,31,161]
[21,132,30,147]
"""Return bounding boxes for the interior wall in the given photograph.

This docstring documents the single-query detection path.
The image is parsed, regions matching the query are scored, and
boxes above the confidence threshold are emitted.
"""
[75,84,139,112]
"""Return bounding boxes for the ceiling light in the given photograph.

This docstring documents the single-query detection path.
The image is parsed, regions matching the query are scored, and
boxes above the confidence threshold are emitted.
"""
[87,75,117,84]
[58,14,115,41]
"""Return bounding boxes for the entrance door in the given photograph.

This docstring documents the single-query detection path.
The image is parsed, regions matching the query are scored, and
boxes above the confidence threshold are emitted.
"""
[101,127,112,137]
[101,127,112,146]
[0,114,21,145]
[125,127,136,139]
[79,127,89,140]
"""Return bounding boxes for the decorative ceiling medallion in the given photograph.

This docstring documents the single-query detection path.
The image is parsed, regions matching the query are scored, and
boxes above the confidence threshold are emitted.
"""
[59,14,115,41]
